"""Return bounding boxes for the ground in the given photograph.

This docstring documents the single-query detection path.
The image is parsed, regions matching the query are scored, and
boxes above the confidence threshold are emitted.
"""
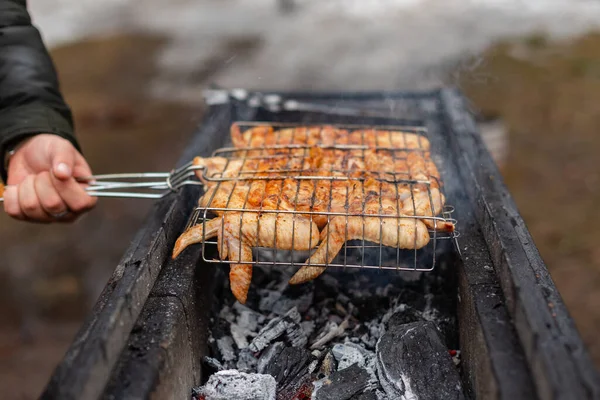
[1,3,600,398]
[458,31,600,367]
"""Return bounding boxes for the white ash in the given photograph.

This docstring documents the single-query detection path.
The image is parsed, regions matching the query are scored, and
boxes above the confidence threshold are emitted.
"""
[196,370,276,400]
[202,265,458,398]
[308,359,319,374]
[216,336,236,363]
[332,342,379,391]
[248,307,307,352]
[236,348,259,372]
[311,377,329,399]
[310,318,350,350]
[231,324,250,349]
[204,357,225,371]
[230,303,264,349]
[332,342,366,370]
[301,320,316,338]
[219,306,236,324]
[361,319,386,349]
[234,302,264,331]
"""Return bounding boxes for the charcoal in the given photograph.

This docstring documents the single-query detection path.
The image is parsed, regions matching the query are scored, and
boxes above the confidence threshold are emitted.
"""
[359,320,383,349]
[257,342,286,374]
[219,305,236,324]
[337,293,350,306]
[236,348,259,372]
[306,307,319,321]
[319,274,340,289]
[335,302,349,316]
[258,290,282,313]
[349,391,377,400]
[333,342,378,390]
[249,321,287,353]
[286,320,308,348]
[204,241,458,399]
[319,351,337,378]
[332,343,365,370]
[233,302,263,331]
[249,307,306,352]
[385,305,423,328]
[376,321,465,400]
[308,359,319,374]
[301,320,315,338]
[231,323,250,349]
[261,345,312,388]
[279,380,314,400]
[216,336,236,363]
[256,343,315,400]
[258,288,314,315]
[313,364,370,400]
[203,356,225,371]
[230,303,264,350]
[311,319,349,350]
[196,370,276,400]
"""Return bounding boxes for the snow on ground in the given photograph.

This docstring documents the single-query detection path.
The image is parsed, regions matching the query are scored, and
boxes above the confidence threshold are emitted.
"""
[27,0,600,100]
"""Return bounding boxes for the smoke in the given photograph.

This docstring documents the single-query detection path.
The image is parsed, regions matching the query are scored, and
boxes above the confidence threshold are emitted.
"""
[28,0,600,102]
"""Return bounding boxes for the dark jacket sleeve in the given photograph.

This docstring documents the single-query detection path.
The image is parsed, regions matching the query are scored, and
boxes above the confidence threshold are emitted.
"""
[0,0,80,183]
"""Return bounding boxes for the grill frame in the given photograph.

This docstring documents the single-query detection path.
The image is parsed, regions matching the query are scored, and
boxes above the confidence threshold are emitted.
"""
[40,88,600,400]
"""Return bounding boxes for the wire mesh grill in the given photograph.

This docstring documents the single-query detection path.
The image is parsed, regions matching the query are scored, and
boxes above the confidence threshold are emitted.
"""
[180,122,459,272]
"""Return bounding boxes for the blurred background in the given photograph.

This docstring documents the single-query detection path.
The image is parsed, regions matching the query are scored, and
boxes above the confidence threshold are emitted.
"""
[1,0,600,397]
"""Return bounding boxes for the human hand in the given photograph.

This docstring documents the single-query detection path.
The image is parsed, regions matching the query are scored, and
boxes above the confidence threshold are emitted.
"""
[2,134,97,223]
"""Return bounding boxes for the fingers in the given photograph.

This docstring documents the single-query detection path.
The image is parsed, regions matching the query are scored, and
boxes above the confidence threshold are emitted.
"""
[17,175,53,223]
[4,171,95,223]
[3,185,24,220]
[48,139,76,181]
[3,134,98,223]
[45,141,96,216]
[35,172,68,216]
[50,172,96,214]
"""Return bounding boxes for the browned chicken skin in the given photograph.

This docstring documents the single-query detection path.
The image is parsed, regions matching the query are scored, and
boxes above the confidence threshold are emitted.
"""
[288,179,431,284]
[230,124,431,151]
[172,180,320,303]
[173,125,452,302]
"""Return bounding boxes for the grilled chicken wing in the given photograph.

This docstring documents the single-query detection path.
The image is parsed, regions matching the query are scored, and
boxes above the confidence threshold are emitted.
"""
[174,125,452,300]
[231,124,430,152]
[220,212,320,303]
[172,180,320,303]
[231,124,340,149]
[289,180,430,285]
[400,186,453,231]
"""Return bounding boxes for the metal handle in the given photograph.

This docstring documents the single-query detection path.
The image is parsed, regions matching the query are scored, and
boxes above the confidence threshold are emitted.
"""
[0,173,175,203]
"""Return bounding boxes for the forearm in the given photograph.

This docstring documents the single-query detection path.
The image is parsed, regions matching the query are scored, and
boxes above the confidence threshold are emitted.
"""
[0,0,80,182]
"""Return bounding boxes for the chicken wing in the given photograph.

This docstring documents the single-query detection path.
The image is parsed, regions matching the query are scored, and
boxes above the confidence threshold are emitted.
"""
[175,125,451,299]
[231,124,430,152]
[231,124,341,149]
[219,212,320,303]
[289,180,430,285]
[172,178,321,303]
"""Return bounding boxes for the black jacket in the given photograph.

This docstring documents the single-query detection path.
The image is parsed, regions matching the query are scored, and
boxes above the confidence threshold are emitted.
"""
[0,0,80,183]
